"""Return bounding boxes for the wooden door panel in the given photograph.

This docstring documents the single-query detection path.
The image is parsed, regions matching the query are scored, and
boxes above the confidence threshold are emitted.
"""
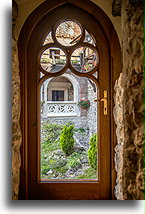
[29,182,108,200]
[20,3,113,200]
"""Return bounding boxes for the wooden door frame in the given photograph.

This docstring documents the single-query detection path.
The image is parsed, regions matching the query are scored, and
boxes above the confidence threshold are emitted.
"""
[18,0,121,200]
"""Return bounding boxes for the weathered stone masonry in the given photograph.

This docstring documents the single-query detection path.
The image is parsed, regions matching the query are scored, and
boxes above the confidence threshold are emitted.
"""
[12,0,21,200]
[113,74,124,200]
[114,0,144,200]
[121,0,144,200]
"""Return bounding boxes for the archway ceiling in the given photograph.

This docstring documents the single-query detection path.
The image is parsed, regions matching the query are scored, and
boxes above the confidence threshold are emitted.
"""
[15,0,121,43]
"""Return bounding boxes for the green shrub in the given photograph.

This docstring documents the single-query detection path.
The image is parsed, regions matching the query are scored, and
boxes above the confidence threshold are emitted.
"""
[87,133,97,170]
[68,159,81,169]
[60,125,75,156]
[67,153,81,169]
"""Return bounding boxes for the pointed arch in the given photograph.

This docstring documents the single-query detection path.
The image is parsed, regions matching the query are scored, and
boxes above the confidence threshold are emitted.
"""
[18,0,121,199]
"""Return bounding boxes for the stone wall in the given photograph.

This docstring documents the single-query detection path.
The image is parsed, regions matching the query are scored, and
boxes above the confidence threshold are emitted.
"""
[12,0,21,200]
[114,0,144,200]
[74,75,88,117]
[113,74,124,200]
[87,80,97,138]
[121,0,144,200]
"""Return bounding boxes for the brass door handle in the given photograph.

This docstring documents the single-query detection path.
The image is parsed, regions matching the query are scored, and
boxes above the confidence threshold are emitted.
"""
[94,90,107,115]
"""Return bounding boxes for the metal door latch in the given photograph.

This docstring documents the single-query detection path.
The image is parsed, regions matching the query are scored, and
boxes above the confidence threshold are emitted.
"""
[94,90,107,115]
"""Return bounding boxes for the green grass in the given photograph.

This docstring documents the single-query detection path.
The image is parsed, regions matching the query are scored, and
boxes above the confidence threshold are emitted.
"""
[41,122,63,177]
[41,122,97,179]
[66,151,84,169]
[41,139,60,153]
[77,167,97,179]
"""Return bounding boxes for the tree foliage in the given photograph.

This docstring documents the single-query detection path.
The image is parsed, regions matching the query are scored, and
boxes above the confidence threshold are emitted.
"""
[87,133,97,170]
[60,125,75,156]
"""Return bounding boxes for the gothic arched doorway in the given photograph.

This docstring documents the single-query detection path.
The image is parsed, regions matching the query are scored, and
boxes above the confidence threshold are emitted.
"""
[18,0,121,200]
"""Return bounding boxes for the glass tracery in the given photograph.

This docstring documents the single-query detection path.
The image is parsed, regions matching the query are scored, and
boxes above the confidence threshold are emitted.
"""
[39,20,99,77]
[39,20,99,181]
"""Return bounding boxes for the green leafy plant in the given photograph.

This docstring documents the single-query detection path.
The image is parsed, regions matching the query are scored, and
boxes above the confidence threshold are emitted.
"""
[66,151,83,169]
[78,99,90,109]
[77,167,97,179]
[60,125,75,156]
[72,60,80,65]
[74,127,86,133]
[41,122,97,180]
[67,158,81,169]
[57,59,66,64]
[87,133,97,170]
[41,122,63,178]
[41,100,45,107]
